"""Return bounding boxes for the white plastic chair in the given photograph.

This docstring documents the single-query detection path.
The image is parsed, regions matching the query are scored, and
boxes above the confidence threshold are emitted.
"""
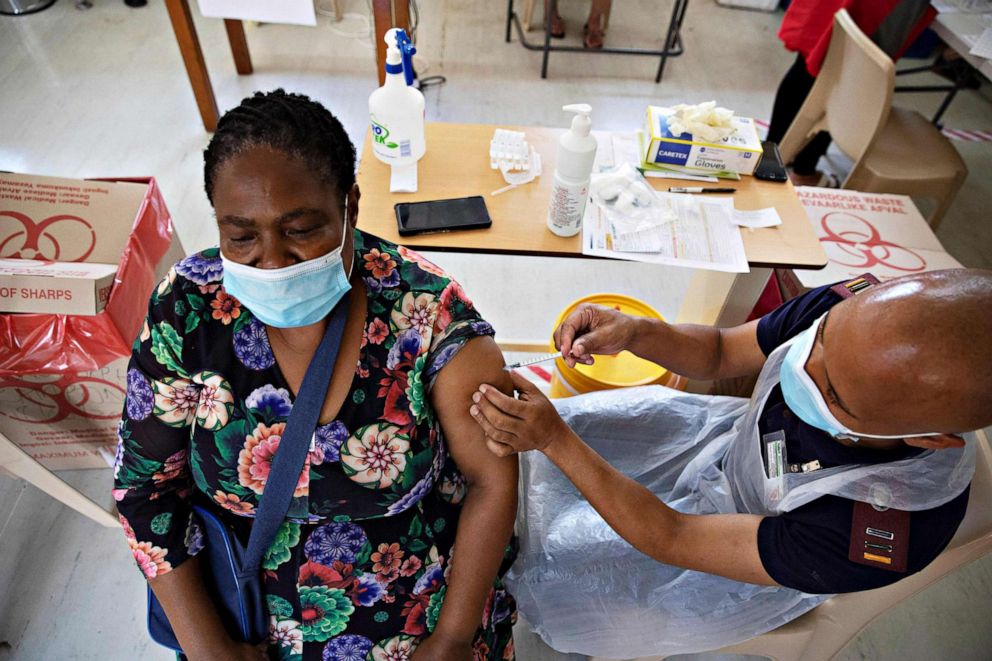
[779,9,968,229]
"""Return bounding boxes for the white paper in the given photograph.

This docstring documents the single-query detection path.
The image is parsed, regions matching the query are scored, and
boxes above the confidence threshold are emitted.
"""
[390,162,418,193]
[969,27,992,59]
[642,169,720,183]
[610,133,642,168]
[582,193,749,273]
[731,207,782,229]
[933,0,992,13]
[197,0,317,26]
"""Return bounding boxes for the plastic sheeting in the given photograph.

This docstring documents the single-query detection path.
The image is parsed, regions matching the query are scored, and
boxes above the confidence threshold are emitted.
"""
[509,337,975,658]
[0,178,176,376]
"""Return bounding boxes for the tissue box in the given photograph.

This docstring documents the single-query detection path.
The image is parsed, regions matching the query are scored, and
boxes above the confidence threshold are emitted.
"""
[642,106,762,175]
[0,259,118,314]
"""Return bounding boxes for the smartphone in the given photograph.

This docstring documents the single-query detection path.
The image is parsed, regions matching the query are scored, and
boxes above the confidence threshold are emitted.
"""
[395,196,493,236]
[754,140,789,182]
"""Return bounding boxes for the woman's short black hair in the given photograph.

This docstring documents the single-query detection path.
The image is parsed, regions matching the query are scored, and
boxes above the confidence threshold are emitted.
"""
[203,89,356,205]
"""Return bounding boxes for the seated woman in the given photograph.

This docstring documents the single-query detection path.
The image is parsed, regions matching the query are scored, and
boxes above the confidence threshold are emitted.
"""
[113,89,517,661]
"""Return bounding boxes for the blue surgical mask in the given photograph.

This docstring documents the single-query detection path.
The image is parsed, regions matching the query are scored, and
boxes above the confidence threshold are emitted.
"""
[778,312,941,441]
[220,211,352,328]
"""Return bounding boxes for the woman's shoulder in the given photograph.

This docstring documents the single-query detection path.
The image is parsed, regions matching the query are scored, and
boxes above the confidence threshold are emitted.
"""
[355,230,456,291]
[144,246,248,344]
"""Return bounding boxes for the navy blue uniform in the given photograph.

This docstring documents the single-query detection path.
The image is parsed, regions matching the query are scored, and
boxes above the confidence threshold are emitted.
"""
[753,284,969,594]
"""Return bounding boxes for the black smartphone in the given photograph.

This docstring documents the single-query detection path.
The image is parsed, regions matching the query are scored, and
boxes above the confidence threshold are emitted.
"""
[754,140,789,182]
[395,196,493,236]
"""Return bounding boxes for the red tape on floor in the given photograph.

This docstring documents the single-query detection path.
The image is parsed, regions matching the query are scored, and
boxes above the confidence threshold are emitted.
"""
[527,365,553,383]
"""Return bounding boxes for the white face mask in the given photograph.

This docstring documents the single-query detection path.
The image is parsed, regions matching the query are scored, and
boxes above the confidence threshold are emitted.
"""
[778,313,942,442]
[220,209,352,328]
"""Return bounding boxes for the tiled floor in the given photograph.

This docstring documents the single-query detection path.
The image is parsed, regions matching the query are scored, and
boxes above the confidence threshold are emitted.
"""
[2,1,991,659]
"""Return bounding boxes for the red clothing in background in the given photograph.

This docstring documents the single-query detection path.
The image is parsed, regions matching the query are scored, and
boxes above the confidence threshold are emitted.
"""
[779,0,935,76]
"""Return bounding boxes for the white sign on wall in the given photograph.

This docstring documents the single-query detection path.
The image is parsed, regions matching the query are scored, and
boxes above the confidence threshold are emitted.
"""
[197,0,317,26]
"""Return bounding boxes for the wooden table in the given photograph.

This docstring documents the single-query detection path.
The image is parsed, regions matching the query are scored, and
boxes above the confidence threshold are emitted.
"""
[163,0,408,132]
[358,123,825,267]
[895,8,992,124]
[357,122,826,340]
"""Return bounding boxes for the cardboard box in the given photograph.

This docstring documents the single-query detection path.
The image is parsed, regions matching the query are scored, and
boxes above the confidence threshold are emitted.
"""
[0,173,150,263]
[0,358,127,470]
[0,174,184,469]
[0,174,184,377]
[777,187,963,299]
[0,259,118,314]
[641,106,762,175]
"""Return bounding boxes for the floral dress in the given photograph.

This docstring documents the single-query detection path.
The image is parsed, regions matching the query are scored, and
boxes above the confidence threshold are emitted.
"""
[113,230,517,661]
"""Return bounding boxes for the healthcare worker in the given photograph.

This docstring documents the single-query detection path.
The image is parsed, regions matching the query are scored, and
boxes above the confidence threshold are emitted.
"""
[468,269,992,657]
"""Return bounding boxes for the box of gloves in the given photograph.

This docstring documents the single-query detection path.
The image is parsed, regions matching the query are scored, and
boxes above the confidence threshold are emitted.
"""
[642,103,762,175]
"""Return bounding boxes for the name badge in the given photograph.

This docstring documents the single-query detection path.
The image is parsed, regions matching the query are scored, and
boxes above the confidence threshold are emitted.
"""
[762,430,787,502]
[763,430,787,479]
[848,501,910,573]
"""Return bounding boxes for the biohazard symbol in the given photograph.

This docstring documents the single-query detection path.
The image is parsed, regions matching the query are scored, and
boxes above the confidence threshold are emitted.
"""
[0,373,124,424]
[819,212,927,272]
[0,211,97,261]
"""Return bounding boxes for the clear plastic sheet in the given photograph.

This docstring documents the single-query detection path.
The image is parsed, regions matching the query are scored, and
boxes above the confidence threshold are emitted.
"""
[0,178,176,376]
[509,338,975,657]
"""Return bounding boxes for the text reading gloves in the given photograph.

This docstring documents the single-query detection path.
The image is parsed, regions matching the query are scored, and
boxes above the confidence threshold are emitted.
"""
[220,213,352,328]
[778,312,941,441]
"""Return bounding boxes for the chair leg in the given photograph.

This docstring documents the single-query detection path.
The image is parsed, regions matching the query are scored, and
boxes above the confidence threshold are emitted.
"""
[523,0,536,31]
[0,434,120,528]
[926,178,965,231]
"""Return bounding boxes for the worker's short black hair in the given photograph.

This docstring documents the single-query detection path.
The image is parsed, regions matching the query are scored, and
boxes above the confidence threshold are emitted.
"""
[203,89,356,205]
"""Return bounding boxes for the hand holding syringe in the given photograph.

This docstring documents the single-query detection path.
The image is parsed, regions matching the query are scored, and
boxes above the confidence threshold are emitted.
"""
[505,304,638,371]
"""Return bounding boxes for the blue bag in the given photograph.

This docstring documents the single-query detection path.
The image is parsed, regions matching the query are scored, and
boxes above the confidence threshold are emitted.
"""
[146,296,350,652]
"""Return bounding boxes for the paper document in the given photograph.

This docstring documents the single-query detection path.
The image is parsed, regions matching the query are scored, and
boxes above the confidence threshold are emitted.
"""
[969,27,992,59]
[583,193,749,273]
[731,207,783,229]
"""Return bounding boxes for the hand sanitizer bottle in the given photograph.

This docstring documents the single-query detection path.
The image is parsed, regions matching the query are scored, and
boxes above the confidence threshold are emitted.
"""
[547,104,597,237]
[368,28,425,167]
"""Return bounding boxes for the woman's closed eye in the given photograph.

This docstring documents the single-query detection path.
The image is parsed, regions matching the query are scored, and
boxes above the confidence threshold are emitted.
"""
[286,226,319,238]
[228,234,256,244]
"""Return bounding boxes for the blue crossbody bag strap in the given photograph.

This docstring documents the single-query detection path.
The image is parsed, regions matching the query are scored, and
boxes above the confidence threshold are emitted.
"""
[147,294,352,654]
[242,293,351,571]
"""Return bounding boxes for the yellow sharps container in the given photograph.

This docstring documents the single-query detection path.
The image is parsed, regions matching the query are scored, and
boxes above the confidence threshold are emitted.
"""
[549,293,686,398]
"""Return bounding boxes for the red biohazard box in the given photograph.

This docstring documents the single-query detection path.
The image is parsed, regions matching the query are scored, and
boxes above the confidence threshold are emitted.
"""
[775,187,962,300]
[0,358,129,470]
[0,173,185,469]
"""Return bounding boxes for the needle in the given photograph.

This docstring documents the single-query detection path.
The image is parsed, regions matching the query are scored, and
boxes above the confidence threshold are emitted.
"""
[503,352,562,371]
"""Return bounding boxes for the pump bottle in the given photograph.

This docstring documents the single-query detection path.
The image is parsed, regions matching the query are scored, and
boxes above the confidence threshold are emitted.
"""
[368,28,425,167]
[547,104,597,237]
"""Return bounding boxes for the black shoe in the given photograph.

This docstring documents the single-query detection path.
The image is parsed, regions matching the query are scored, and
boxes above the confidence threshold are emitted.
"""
[125,0,147,6]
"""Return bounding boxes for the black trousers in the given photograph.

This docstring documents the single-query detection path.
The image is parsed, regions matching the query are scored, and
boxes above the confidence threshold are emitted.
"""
[767,54,832,176]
